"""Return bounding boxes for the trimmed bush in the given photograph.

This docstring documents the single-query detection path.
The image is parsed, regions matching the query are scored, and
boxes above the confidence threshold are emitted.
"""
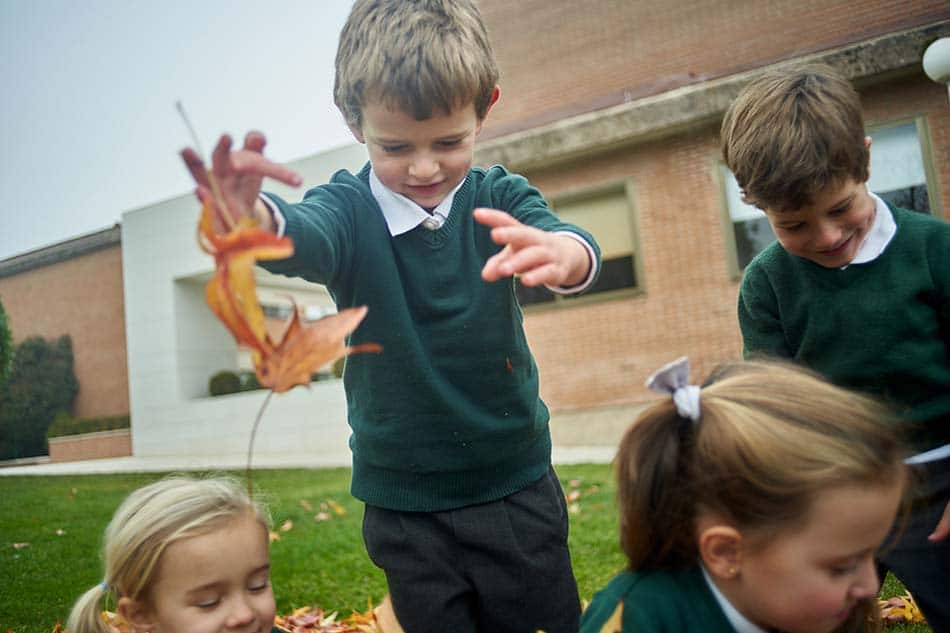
[46,413,130,439]
[0,298,12,388]
[240,370,261,392]
[0,335,78,459]
[209,370,242,396]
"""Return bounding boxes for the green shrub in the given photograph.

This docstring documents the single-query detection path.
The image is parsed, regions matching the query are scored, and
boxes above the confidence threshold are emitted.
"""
[209,370,242,396]
[0,335,78,459]
[240,370,261,391]
[0,298,13,388]
[46,413,130,439]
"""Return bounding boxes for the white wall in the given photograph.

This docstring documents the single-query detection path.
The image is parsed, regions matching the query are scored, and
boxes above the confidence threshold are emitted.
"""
[121,143,368,464]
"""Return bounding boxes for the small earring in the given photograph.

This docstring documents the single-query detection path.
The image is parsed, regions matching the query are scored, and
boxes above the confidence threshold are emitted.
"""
[728,566,737,577]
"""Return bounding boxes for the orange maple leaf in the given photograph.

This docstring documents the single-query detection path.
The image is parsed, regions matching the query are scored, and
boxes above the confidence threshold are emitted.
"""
[197,199,380,393]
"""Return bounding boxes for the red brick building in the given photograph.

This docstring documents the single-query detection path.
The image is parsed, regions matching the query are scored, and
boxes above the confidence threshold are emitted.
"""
[473,3,950,421]
[0,227,130,421]
[1,3,947,458]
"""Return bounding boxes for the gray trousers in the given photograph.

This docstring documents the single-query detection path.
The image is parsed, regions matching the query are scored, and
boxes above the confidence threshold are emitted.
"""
[362,466,581,633]
[879,457,950,633]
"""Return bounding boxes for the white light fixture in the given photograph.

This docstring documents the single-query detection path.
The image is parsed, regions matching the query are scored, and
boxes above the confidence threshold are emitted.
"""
[922,37,950,99]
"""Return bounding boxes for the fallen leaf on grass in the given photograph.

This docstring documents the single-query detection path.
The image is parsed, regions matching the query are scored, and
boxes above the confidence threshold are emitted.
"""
[879,592,926,624]
[12,542,29,549]
[299,499,314,512]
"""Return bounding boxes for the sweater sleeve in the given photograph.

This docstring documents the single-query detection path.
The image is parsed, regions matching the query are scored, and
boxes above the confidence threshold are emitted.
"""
[738,260,791,359]
[257,184,357,287]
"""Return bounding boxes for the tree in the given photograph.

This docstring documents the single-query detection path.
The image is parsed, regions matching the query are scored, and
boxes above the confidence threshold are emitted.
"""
[0,335,79,459]
[0,298,12,388]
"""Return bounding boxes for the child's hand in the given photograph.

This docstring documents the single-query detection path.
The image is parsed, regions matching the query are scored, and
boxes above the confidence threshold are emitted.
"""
[474,207,591,288]
[180,132,302,233]
[928,499,950,542]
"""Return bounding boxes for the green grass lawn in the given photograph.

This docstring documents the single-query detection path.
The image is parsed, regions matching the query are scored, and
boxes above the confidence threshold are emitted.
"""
[0,464,931,632]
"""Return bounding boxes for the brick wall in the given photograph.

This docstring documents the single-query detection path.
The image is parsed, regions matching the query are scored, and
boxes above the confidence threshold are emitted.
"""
[520,71,949,412]
[0,243,129,419]
[48,429,132,463]
[479,0,949,139]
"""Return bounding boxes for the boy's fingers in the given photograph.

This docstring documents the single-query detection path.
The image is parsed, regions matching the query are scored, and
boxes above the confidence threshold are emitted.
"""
[181,148,210,188]
[473,207,518,228]
[244,130,266,154]
[231,152,302,186]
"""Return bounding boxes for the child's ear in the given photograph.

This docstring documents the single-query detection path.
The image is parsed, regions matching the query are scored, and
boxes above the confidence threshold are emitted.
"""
[488,86,500,111]
[697,522,743,580]
[117,596,156,633]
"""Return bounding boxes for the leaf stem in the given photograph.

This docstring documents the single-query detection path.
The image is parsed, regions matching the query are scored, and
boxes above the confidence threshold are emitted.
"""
[246,389,275,497]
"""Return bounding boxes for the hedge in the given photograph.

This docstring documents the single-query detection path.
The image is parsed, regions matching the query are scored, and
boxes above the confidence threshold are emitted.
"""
[46,413,131,439]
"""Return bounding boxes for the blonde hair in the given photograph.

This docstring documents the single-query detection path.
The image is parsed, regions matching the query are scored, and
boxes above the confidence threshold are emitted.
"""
[67,475,270,633]
[721,64,869,211]
[334,0,499,130]
[617,360,908,631]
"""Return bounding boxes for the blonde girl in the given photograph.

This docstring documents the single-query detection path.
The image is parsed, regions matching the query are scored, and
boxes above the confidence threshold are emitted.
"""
[67,475,276,633]
[581,358,910,633]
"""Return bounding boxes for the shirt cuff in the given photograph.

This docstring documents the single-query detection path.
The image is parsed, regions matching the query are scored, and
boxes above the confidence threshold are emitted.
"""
[545,231,599,295]
[259,194,286,237]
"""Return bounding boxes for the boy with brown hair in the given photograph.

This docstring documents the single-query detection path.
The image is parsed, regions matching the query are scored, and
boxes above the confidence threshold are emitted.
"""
[722,63,950,629]
[182,1,597,631]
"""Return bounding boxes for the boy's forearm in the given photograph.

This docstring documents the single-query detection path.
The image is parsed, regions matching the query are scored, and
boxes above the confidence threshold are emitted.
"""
[253,198,277,233]
[559,234,595,288]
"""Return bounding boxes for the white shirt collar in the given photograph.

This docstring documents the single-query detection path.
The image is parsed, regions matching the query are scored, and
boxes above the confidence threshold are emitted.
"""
[369,168,463,236]
[701,566,771,633]
[844,191,896,267]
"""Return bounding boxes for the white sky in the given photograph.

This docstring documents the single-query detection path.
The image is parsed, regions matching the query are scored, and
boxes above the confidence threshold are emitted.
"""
[0,0,357,261]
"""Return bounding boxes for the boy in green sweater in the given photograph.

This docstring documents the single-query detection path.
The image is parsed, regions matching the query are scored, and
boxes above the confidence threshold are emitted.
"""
[722,64,950,630]
[182,1,599,631]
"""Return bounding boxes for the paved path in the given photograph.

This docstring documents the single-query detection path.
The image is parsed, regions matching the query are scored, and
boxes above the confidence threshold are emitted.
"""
[0,445,616,476]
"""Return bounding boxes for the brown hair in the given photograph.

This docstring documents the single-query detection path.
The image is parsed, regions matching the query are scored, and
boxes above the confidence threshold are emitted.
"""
[334,0,499,130]
[616,360,908,631]
[720,64,869,211]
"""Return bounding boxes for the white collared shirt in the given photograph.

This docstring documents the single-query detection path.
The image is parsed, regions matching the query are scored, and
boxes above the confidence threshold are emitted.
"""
[842,191,896,268]
[369,168,461,235]
[701,566,771,633]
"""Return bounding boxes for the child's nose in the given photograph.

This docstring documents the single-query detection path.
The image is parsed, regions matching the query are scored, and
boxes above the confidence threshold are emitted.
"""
[849,558,879,600]
[409,154,438,180]
[225,596,256,628]
[813,222,843,249]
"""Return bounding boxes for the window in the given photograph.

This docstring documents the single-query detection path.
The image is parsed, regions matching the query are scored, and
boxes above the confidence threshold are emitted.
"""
[721,118,937,274]
[867,121,932,214]
[516,181,642,307]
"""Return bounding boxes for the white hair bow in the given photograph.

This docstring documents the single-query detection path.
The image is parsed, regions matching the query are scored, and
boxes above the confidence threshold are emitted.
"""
[645,356,702,422]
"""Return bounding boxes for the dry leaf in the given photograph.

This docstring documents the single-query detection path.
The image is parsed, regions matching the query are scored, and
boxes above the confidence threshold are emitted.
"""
[315,512,331,522]
[198,199,381,393]
[12,542,29,549]
[879,592,926,624]
[299,499,314,512]
[280,519,294,532]
[326,499,347,516]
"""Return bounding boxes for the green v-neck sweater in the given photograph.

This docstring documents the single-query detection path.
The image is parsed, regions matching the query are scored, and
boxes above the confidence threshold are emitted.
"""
[738,205,950,451]
[262,164,600,511]
[580,567,735,632]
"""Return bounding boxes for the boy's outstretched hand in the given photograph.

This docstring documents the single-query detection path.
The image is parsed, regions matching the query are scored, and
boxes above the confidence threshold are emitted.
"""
[180,132,302,233]
[474,207,591,288]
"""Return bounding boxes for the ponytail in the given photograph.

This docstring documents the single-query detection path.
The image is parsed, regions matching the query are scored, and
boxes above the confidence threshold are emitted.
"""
[66,583,109,633]
[616,399,697,570]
